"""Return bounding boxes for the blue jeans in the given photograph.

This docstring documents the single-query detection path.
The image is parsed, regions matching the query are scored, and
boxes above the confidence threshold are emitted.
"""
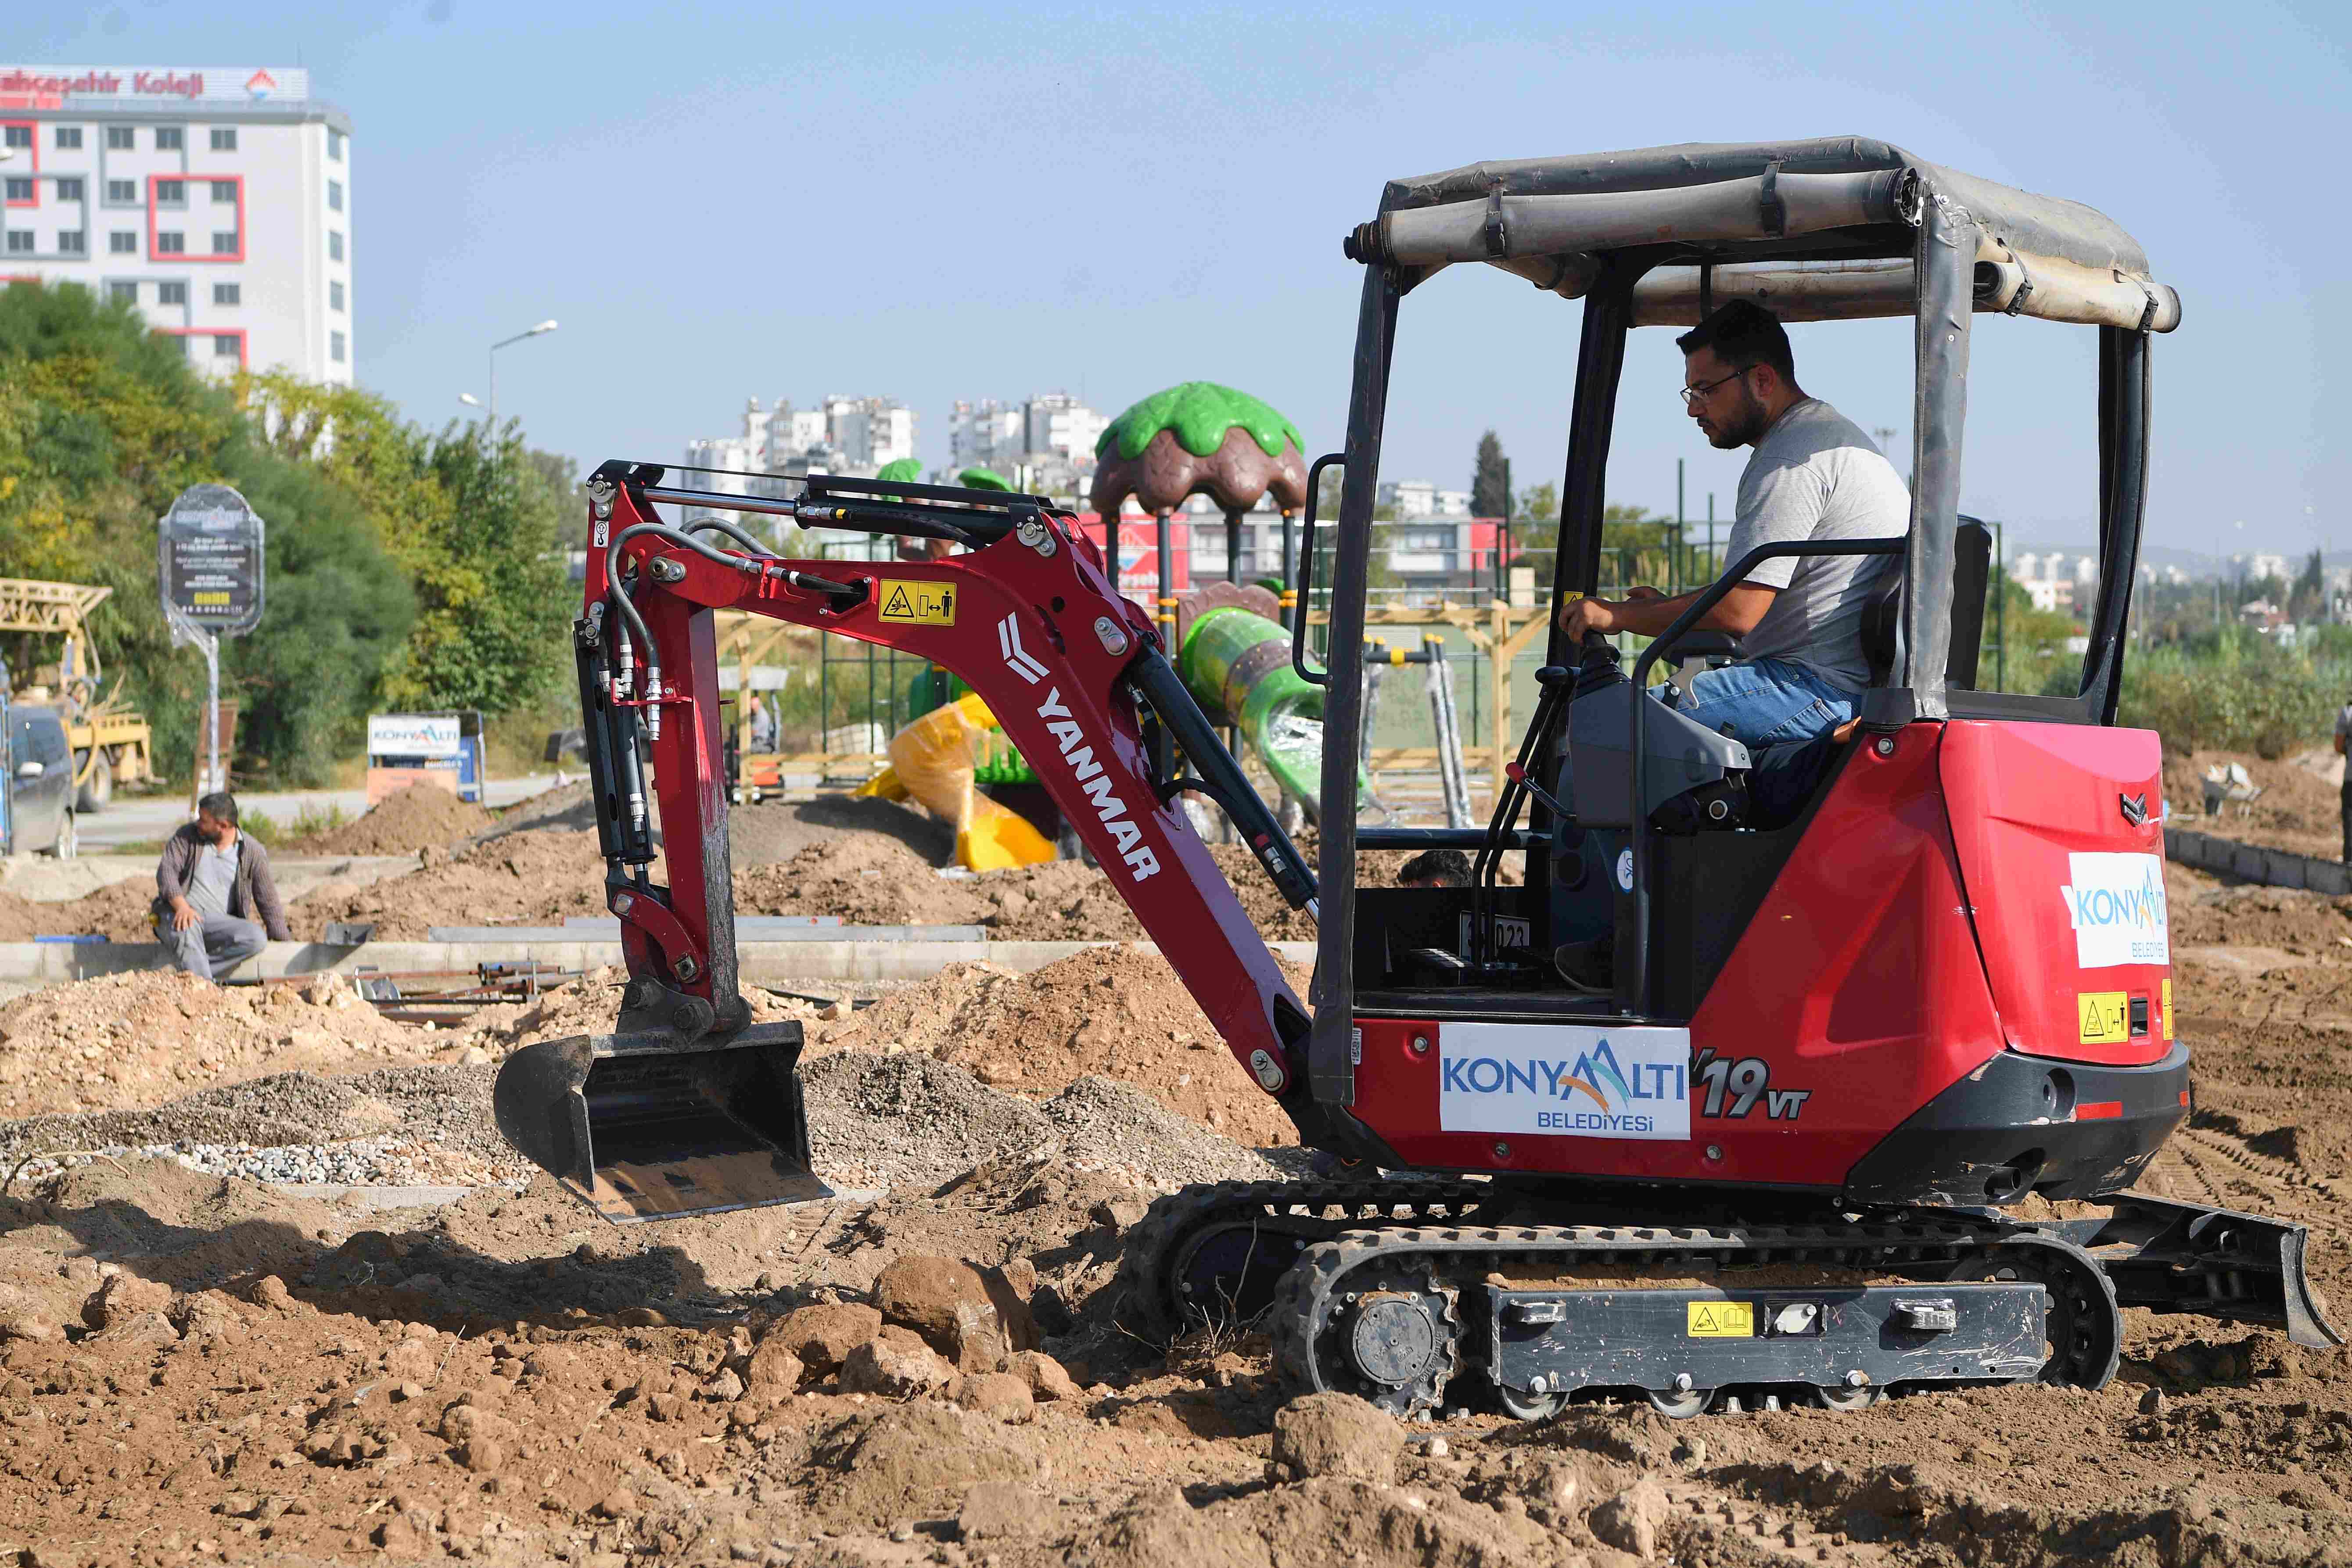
[1652,657,1860,750]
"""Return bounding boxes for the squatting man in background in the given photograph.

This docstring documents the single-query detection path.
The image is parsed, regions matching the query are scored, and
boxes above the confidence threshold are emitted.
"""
[1555,300,1910,750]
[152,792,290,983]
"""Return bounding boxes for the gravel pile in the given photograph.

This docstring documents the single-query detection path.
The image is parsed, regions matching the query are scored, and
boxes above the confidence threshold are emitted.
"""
[802,1051,1053,1190]
[0,1063,534,1190]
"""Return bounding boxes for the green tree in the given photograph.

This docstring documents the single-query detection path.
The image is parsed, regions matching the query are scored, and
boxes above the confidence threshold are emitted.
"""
[0,281,413,784]
[2291,547,2326,624]
[1470,430,1511,519]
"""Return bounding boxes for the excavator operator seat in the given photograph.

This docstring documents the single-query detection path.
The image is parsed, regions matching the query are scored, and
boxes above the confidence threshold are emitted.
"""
[1559,684,1752,829]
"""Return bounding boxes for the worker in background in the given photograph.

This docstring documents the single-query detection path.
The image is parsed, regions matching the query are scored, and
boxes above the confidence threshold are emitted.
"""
[750,691,780,753]
[152,791,290,983]
[2335,701,2352,862]
[1397,848,1472,887]
[1555,300,1910,749]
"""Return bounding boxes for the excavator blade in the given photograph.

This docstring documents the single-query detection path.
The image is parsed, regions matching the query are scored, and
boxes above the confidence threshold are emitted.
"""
[492,1021,830,1224]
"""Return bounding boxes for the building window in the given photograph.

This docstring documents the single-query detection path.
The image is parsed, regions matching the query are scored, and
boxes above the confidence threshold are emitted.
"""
[211,231,237,254]
[214,335,238,357]
[1,127,27,151]
[210,128,237,152]
[2,179,29,203]
[327,179,343,212]
[330,330,346,363]
[158,281,187,305]
[210,180,236,203]
[328,129,343,161]
[107,281,136,304]
[156,232,184,255]
[105,126,133,150]
[57,231,84,254]
[156,180,185,205]
[154,128,183,151]
[213,282,239,305]
[105,179,135,204]
[108,231,136,254]
[327,230,343,262]
[55,127,82,150]
[55,178,84,202]
[4,232,31,254]
[330,280,344,312]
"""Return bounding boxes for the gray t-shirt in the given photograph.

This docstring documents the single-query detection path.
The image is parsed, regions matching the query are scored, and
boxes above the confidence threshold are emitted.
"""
[1722,398,1911,689]
[186,838,239,920]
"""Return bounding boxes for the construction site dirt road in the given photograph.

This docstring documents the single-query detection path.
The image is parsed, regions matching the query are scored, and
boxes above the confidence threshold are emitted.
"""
[0,783,2346,1566]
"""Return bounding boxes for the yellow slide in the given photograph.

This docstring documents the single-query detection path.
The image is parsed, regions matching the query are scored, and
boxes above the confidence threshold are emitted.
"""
[854,692,1056,871]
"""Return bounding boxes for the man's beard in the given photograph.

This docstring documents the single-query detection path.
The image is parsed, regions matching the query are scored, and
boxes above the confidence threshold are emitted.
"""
[1706,381,1771,449]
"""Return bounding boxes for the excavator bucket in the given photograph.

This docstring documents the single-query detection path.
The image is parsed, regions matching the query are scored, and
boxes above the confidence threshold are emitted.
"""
[491,1021,831,1224]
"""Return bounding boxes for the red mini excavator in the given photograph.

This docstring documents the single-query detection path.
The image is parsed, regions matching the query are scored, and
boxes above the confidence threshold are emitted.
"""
[495,138,2338,1418]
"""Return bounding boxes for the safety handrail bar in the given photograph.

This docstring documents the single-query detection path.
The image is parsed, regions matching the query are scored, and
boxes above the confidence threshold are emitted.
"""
[1620,536,1906,1016]
[1292,453,1344,687]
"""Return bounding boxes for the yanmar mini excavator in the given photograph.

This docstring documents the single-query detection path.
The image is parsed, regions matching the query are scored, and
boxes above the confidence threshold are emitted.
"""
[494,139,2338,1418]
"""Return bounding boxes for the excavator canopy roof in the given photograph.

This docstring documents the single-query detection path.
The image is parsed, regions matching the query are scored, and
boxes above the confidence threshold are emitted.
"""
[1362,136,2178,334]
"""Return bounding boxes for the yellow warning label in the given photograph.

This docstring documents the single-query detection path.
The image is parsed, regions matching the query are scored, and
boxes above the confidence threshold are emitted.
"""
[2161,979,2173,1041]
[2078,990,2130,1045]
[1685,1301,1753,1338]
[877,580,957,626]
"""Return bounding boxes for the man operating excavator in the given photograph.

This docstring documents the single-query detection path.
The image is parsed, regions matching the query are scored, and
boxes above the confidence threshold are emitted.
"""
[1556,300,1910,749]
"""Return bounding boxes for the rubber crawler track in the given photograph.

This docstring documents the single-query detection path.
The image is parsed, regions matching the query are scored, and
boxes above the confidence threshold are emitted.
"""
[1266,1219,2122,1417]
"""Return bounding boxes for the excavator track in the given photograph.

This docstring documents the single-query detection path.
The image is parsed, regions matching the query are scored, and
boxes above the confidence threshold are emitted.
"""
[1114,1177,1512,1343]
[1260,1214,2122,1420]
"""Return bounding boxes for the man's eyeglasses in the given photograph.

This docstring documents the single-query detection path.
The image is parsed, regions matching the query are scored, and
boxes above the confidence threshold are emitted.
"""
[1679,366,1750,407]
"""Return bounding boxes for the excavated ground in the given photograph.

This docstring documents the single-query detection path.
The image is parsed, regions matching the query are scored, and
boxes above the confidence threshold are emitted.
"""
[8,790,2352,1564]
[2168,746,2348,861]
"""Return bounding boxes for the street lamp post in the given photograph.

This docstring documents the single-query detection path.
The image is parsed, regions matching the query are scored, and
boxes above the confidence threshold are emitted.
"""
[487,319,558,435]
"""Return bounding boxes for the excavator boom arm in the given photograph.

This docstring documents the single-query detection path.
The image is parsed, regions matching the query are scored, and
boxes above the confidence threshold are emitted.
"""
[578,464,1316,1102]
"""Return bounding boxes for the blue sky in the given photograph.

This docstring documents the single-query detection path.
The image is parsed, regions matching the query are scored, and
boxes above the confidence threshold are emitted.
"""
[12,1,2348,554]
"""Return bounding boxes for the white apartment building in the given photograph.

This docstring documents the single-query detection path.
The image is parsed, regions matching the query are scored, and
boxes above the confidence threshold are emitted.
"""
[824,395,915,470]
[949,398,1025,472]
[1377,478,1473,519]
[0,65,352,383]
[1024,391,1107,466]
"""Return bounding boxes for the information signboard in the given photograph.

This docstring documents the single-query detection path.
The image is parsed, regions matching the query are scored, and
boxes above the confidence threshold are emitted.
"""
[158,483,266,639]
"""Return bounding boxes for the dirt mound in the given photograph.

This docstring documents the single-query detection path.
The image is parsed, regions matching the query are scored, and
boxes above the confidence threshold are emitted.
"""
[976,844,1317,943]
[0,876,161,941]
[734,839,994,927]
[729,793,953,868]
[294,828,645,939]
[0,969,428,1118]
[2169,747,2346,860]
[294,782,496,856]
[476,778,595,838]
[815,944,1306,1147]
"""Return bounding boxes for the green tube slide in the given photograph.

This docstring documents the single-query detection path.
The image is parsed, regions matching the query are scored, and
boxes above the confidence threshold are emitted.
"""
[1177,606,1371,822]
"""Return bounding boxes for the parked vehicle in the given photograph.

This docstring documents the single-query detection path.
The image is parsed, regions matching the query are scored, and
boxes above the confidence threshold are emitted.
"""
[7,703,77,859]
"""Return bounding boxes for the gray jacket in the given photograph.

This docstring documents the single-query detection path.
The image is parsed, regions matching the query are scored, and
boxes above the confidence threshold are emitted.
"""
[153,824,291,940]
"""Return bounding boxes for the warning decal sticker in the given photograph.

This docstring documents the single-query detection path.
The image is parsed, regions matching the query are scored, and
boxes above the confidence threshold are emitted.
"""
[2077,990,2130,1046]
[878,581,957,625]
[1686,1301,1754,1338]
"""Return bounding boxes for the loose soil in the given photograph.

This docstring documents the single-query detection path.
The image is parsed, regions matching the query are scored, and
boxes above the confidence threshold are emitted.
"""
[2169,746,2348,861]
[293,783,497,858]
[12,838,2352,1563]
[815,945,1309,1148]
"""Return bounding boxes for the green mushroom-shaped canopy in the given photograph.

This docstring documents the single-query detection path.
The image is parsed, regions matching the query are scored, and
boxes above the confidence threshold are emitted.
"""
[1089,381,1310,518]
[956,466,1014,492]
